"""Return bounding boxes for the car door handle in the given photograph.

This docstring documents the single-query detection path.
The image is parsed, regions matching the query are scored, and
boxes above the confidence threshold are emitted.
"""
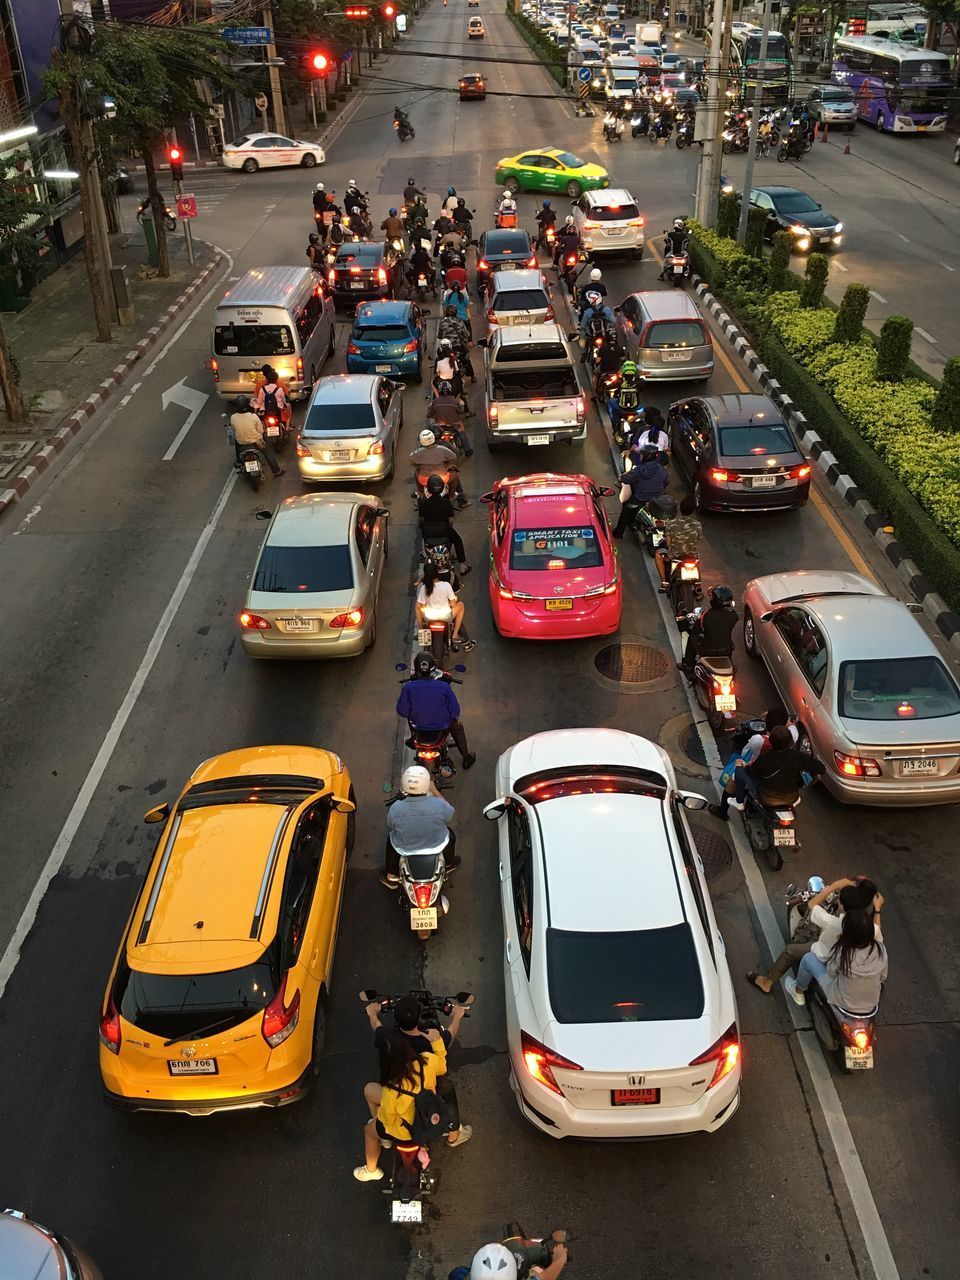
[800,696,808,707]
[776,654,782,662]
[506,939,514,961]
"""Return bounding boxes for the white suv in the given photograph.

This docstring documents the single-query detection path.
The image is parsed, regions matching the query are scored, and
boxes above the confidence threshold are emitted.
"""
[571,187,645,258]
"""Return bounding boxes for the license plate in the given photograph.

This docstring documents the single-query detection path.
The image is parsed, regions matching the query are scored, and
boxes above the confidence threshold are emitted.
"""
[714,693,737,711]
[281,617,316,632]
[350,280,364,289]
[607,228,626,235]
[410,906,438,930]
[329,450,351,461]
[672,264,683,273]
[612,1087,660,1105]
[168,1058,218,1076]
[527,434,550,445]
[900,757,939,776]
[546,598,573,611]
[661,350,693,362]
[750,474,777,488]
[391,1200,423,1224]
[375,364,393,373]
[679,565,699,580]
[246,371,261,382]
[265,425,280,437]
[243,460,259,474]
[844,1046,874,1070]
[773,827,797,847]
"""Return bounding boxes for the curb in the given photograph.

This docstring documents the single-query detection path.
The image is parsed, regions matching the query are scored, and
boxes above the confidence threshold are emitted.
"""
[0,251,225,520]
[691,276,960,655]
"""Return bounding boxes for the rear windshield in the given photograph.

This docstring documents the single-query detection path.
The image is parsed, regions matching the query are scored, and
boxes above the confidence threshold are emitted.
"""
[838,657,960,721]
[335,245,380,265]
[547,925,705,1023]
[303,402,376,433]
[510,526,603,571]
[494,342,568,363]
[644,321,705,349]
[485,231,531,254]
[354,324,410,342]
[719,423,794,456]
[254,544,354,593]
[494,288,549,311]
[587,202,639,222]
[214,324,294,357]
[115,956,277,1038]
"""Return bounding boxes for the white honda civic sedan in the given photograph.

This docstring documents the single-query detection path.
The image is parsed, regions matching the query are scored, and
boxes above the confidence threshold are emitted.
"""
[222,133,325,173]
[483,727,741,1139]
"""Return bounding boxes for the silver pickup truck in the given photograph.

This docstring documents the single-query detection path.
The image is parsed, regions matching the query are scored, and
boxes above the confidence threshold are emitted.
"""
[477,323,586,450]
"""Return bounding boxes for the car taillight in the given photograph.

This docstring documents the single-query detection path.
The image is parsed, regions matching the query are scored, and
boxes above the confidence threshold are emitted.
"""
[544,305,554,320]
[296,356,303,380]
[402,339,419,352]
[489,403,499,423]
[296,442,310,457]
[328,269,335,283]
[834,750,881,778]
[377,267,387,284]
[347,342,361,354]
[330,608,364,629]
[791,464,811,479]
[521,1031,581,1096]
[261,974,301,1048]
[239,611,272,631]
[99,993,121,1055]
[487,310,499,323]
[710,468,739,483]
[211,357,219,383]
[368,440,384,455]
[576,397,585,425]
[478,258,488,270]
[690,1022,740,1089]
[629,216,645,226]
[414,884,433,908]
[526,256,537,267]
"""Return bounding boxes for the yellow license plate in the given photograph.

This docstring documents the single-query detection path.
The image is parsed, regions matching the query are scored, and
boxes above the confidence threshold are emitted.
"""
[545,598,573,611]
[247,371,261,382]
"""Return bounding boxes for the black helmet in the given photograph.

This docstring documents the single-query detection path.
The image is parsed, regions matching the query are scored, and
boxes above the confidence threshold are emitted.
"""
[444,304,457,317]
[309,232,320,245]
[413,651,436,678]
[639,443,660,459]
[426,473,445,495]
[407,176,415,185]
[710,585,735,609]
[651,494,678,518]
[457,197,466,207]
[233,395,251,412]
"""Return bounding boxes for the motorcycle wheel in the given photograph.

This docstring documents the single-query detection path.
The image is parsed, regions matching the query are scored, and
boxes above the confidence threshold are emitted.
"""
[675,135,686,149]
[673,273,684,288]
[742,809,772,858]
[246,471,262,492]
[722,138,733,155]
[765,842,784,872]
[674,579,697,622]
[430,627,447,665]
[809,997,839,1052]
[777,144,789,162]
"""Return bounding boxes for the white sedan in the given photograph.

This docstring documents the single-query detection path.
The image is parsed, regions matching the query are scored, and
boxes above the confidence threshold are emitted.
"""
[222,133,325,174]
[483,727,741,1139]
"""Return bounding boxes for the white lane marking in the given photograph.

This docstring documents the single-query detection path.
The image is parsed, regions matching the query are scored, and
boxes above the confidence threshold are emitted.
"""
[833,260,848,272]
[228,275,241,281]
[940,261,955,273]
[915,327,938,345]
[141,245,234,377]
[12,503,41,534]
[897,233,910,242]
[161,379,210,460]
[0,467,238,1004]
[869,289,887,304]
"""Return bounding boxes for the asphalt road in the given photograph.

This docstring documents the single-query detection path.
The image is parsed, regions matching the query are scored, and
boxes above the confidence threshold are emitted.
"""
[0,6,958,1280]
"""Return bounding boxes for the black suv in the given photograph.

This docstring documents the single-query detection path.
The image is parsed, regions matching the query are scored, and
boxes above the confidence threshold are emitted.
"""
[476,228,537,293]
[329,240,402,306]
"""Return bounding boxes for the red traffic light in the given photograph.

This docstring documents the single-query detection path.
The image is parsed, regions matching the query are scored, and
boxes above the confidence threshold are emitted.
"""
[168,145,184,180]
[310,52,329,72]
[344,5,370,15]
[169,147,182,161]
[382,3,396,16]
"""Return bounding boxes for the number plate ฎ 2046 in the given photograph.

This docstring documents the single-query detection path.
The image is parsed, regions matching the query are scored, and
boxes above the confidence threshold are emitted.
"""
[900,757,938,776]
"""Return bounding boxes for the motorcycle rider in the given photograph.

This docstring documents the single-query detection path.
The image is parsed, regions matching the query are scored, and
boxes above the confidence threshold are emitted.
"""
[410,428,469,504]
[461,1241,569,1280]
[306,230,324,270]
[612,442,668,537]
[659,217,689,280]
[578,289,616,339]
[679,583,738,674]
[354,1020,447,1182]
[404,177,425,205]
[576,265,607,300]
[420,472,471,571]
[654,495,702,591]
[438,306,474,377]
[428,380,473,459]
[602,106,625,140]
[408,217,433,256]
[496,189,518,227]
[381,207,406,244]
[227,395,285,477]
[381,762,463,888]
[726,722,824,814]
[434,337,472,411]
[534,199,557,249]
[252,365,291,428]
[609,358,641,431]
[344,178,366,216]
[408,241,436,296]
[452,197,474,235]
[416,558,475,653]
[328,210,347,250]
[396,650,477,768]
[442,186,459,216]
[554,214,581,268]
[443,278,471,331]
[394,105,413,136]
[312,183,327,241]
[790,892,887,1010]
[591,322,623,399]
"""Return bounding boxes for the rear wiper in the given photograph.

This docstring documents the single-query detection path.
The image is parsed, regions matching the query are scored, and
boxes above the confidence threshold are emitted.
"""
[163,1012,245,1047]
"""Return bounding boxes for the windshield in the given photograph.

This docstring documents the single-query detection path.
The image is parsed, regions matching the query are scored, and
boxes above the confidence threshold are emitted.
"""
[554,151,585,168]
[335,245,381,266]
[214,324,294,357]
[587,203,639,222]
[644,321,705,350]
[115,956,277,1038]
[719,423,795,456]
[838,657,960,721]
[303,402,376,433]
[354,324,410,342]
[494,288,549,311]
[896,89,949,111]
[773,192,820,214]
[509,525,603,571]
[254,544,354,593]
[821,86,855,100]
[743,31,789,60]
[547,925,704,1023]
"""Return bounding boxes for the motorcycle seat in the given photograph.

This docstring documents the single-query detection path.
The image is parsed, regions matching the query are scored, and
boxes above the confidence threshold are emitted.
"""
[831,1000,880,1019]
[408,727,449,747]
[698,655,734,677]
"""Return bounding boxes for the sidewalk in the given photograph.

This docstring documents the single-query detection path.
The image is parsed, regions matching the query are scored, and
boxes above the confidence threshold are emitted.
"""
[0,231,222,517]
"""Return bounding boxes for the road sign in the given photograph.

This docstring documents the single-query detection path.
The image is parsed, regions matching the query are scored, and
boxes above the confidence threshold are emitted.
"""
[176,193,198,220]
[579,81,590,98]
[255,92,268,111]
[222,26,272,45]
[343,49,353,61]
[577,66,592,83]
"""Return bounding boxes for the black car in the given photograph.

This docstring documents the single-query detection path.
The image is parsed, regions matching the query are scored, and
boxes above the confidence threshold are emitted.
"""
[667,393,810,513]
[749,186,844,254]
[328,239,402,306]
[476,228,537,294]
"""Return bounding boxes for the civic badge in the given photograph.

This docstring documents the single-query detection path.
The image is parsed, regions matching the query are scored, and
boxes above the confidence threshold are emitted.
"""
[180,1046,197,1059]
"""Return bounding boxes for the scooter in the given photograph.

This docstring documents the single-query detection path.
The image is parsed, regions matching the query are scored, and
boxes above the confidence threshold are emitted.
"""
[631,110,650,138]
[358,989,476,1220]
[137,198,176,231]
[666,549,704,626]
[778,132,806,161]
[664,247,690,287]
[396,661,466,780]
[385,800,455,938]
[785,878,880,1071]
[627,494,674,554]
[722,127,749,155]
[394,116,415,142]
[683,610,738,730]
[223,412,266,491]
[602,117,624,142]
[675,118,696,148]
[501,1225,573,1274]
[258,406,291,451]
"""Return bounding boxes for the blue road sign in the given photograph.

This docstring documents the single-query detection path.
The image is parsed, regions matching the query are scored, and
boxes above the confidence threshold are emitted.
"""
[343,50,353,61]
[222,26,272,46]
[577,66,592,83]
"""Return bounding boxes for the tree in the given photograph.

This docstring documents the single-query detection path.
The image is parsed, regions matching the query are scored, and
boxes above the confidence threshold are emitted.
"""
[800,252,829,308]
[0,152,51,422]
[768,230,793,292]
[875,314,913,382]
[832,282,869,344]
[932,357,960,433]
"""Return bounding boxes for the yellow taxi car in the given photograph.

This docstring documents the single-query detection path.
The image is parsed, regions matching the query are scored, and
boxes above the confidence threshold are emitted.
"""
[494,147,610,199]
[98,745,355,1114]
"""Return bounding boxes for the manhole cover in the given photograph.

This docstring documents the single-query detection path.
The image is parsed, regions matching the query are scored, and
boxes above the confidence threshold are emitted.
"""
[690,825,733,880]
[594,642,670,684]
[681,725,707,766]
[0,439,35,480]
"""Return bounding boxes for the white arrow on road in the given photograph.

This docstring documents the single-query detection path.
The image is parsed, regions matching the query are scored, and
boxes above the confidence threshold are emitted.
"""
[161,378,210,461]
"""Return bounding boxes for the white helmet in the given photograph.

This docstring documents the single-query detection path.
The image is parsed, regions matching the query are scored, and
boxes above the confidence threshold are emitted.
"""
[502,188,512,199]
[419,428,436,447]
[589,267,602,282]
[348,177,358,186]
[315,182,324,191]
[564,214,575,226]
[470,1244,518,1280]
[401,765,431,796]
[674,217,685,229]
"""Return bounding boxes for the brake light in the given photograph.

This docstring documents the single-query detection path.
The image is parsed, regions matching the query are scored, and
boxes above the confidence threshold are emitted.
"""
[330,608,364,629]
[478,258,488,271]
[576,396,585,425]
[295,442,310,457]
[261,974,301,1048]
[791,464,811,479]
[402,339,419,352]
[368,440,385,455]
[629,216,645,226]
[713,676,734,696]
[239,611,272,631]
[851,1027,871,1050]
[328,269,335,284]
[350,266,362,274]
[526,256,537,268]
[265,415,278,426]
[296,356,303,380]
[377,267,387,284]
[418,748,440,760]
[603,579,618,595]
[547,559,566,570]
[520,1030,582,1096]
[414,884,433,908]
[489,403,499,423]
[834,750,881,778]
[211,357,219,383]
[710,468,740,483]
[545,305,554,320]
[487,310,499,323]
[690,1022,740,1089]
[897,702,915,717]
[681,559,698,569]
[347,342,361,354]
[99,993,121,1055]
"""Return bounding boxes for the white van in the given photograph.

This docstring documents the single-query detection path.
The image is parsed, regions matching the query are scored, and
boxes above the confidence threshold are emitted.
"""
[211,266,336,401]
[604,56,641,98]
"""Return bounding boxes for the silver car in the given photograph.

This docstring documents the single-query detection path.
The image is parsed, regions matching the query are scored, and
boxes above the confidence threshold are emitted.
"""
[742,570,960,806]
[487,268,554,327]
[240,492,388,658]
[0,1209,102,1279]
[806,85,857,131]
[296,374,404,484]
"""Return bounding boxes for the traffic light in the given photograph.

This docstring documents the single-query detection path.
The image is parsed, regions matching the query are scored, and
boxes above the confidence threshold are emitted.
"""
[309,51,330,72]
[168,145,183,182]
[344,5,370,16]
[381,3,396,18]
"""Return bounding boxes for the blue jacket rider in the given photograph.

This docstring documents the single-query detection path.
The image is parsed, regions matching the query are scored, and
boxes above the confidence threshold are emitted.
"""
[396,658,476,768]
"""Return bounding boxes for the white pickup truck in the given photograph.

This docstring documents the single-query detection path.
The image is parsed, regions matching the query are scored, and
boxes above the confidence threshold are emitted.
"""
[477,323,586,450]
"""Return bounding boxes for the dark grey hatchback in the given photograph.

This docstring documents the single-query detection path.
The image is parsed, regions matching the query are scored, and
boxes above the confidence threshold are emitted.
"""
[668,394,811,513]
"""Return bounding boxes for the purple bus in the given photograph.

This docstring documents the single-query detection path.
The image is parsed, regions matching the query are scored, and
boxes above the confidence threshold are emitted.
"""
[832,35,950,133]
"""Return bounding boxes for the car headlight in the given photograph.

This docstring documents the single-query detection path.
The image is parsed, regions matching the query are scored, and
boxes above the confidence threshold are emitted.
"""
[790,224,807,235]
[834,221,843,234]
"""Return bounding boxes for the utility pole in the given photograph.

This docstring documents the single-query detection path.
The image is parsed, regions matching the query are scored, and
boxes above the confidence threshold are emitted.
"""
[694,0,728,226]
[263,3,287,135]
[736,0,774,244]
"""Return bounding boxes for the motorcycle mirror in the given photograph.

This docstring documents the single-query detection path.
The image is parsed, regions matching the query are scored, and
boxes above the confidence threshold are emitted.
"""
[376,508,389,518]
[597,485,616,497]
[475,338,488,348]
[422,309,432,317]
[143,802,170,825]
[358,989,378,1002]
[678,791,709,811]
[479,491,495,504]
[567,332,579,342]
[483,799,508,821]
[255,509,272,520]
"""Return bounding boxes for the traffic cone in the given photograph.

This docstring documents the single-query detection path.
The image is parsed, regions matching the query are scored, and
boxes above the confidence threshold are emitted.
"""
[843,136,851,155]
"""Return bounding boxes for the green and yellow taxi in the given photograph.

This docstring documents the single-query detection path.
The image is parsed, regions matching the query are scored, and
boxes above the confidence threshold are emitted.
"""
[494,147,610,199]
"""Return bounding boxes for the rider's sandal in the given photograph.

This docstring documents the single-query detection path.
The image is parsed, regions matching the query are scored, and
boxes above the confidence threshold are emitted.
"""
[745,971,772,995]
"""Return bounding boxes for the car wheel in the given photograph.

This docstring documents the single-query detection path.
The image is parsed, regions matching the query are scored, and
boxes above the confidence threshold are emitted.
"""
[365,609,377,651]
[566,180,582,198]
[309,991,328,1076]
[241,157,258,173]
[504,176,520,194]
[743,606,760,658]
[301,153,317,168]
[412,356,422,384]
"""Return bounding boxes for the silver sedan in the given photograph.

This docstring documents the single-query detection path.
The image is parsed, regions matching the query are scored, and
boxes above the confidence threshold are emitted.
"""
[296,374,404,484]
[742,570,960,806]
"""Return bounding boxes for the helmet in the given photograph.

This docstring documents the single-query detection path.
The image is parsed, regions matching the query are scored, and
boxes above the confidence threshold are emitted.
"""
[470,1244,518,1280]
[414,217,426,228]
[639,442,660,458]
[348,177,357,186]
[437,338,453,353]
[710,585,735,609]
[589,267,602,282]
[232,395,251,412]
[652,493,678,518]
[389,206,398,216]
[407,176,415,184]
[419,428,436,447]
[447,186,456,196]
[621,359,637,376]
[565,214,575,226]
[674,217,685,230]
[401,765,431,796]
[426,474,445,494]
[447,252,463,266]
[309,232,320,245]
[542,199,551,208]
[315,182,324,191]
[445,304,457,317]
[412,651,435,678]
[393,995,423,1031]
[584,290,602,308]
[457,197,466,206]
[502,189,512,199]
[436,380,453,396]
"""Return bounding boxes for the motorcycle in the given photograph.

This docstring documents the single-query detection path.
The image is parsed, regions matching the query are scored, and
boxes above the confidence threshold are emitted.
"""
[534,213,557,252]
[383,797,456,939]
[778,132,806,162]
[650,117,673,144]
[628,494,674,554]
[223,411,265,491]
[501,1225,572,1275]
[408,267,437,302]
[675,118,696,148]
[558,249,586,294]
[721,127,749,155]
[602,117,624,143]
[683,609,738,730]
[630,110,650,138]
[137,198,177,232]
[344,207,373,240]
[358,988,476,1219]
[664,247,690,287]
[394,115,415,142]
[396,661,466,781]
[666,549,703,627]
[258,406,291,451]
[785,878,880,1071]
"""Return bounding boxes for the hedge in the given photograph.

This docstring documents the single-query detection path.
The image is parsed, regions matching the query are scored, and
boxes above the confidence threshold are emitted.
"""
[506,8,566,86]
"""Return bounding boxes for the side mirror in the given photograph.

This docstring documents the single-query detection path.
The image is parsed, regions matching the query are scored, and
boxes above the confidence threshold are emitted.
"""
[422,308,432,317]
[567,332,579,342]
[613,305,621,314]
[678,791,709,811]
[334,798,356,814]
[476,337,489,348]
[483,799,508,821]
[597,485,616,497]
[759,611,774,624]
[479,491,495,504]
[144,802,171,825]
[255,509,272,520]
[376,508,390,518]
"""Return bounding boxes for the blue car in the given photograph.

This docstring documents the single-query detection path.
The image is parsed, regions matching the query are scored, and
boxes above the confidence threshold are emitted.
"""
[345,299,428,382]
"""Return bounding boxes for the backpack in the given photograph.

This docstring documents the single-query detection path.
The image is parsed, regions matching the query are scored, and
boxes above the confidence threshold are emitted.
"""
[398,1083,453,1144]
[261,385,280,415]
